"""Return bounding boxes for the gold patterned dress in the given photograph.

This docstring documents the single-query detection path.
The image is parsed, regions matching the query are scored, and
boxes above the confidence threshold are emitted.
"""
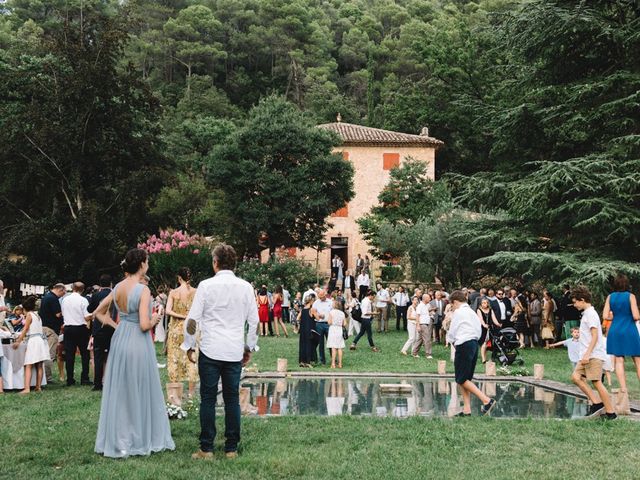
[166,292,199,383]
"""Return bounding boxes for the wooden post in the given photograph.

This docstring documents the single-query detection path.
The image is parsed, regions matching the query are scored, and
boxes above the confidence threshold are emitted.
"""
[485,361,496,376]
[534,363,544,380]
[166,382,183,406]
[437,360,447,375]
[277,358,288,373]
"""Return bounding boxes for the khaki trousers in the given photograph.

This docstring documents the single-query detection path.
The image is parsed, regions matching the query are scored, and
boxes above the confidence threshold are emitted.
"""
[412,324,433,356]
[42,326,59,381]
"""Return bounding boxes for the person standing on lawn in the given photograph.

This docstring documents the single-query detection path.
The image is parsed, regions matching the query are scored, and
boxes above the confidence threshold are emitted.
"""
[447,290,496,416]
[570,286,616,420]
[350,290,379,352]
[184,244,259,459]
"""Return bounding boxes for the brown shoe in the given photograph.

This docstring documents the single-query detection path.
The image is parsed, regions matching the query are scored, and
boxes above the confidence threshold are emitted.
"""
[191,450,213,460]
[372,347,380,352]
[225,451,238,459]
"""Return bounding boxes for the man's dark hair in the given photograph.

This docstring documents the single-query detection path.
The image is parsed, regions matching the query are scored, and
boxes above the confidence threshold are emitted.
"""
[366,290,375,297]
[212,244,237,271]
[449,290,467,304]
[571,285,592,303]
[99,274,112,288]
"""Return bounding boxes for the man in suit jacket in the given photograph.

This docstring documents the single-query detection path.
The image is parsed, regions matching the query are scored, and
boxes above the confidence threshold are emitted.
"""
[429,291,448,343]
[490,289,513,329]
[342,270,355,294]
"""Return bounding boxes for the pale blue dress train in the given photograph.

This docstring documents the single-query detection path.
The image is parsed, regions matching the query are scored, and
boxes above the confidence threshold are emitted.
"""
[95,283,175,458]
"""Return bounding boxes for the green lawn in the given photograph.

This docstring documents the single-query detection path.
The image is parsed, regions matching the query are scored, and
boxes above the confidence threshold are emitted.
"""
[2,330,640,480]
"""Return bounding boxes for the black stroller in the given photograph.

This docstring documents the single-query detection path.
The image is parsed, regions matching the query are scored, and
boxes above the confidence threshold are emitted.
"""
[489,327,524,366]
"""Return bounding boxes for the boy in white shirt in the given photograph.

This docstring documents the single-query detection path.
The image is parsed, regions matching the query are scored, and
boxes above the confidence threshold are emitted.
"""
[550,326,580,369]
[447,290,496,416]
[570,286,616,419]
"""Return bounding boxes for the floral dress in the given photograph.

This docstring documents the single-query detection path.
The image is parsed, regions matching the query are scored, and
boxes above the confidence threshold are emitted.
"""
[166,291,199,383]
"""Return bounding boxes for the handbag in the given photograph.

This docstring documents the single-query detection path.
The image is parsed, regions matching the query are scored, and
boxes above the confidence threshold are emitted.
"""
[342,326,349,340]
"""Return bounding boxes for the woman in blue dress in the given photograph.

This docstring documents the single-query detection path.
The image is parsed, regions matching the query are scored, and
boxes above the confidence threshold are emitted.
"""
[603,273,640,394]
[94,248,175,458]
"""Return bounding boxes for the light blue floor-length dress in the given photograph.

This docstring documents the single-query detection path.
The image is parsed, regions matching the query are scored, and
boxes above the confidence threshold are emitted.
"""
[95,283,175,458]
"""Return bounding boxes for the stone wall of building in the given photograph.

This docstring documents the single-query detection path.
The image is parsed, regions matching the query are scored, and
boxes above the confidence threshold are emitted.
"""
[295,145,436,278]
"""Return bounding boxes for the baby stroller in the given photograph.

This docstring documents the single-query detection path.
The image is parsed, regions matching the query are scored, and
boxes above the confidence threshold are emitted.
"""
[488,327,524,366]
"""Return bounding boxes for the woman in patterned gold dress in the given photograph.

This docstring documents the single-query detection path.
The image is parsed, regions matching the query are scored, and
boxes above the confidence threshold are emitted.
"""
[165,267,198,397]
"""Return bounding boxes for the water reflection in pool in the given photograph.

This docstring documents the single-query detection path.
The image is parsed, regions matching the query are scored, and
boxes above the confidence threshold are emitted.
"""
[239,377,588,418]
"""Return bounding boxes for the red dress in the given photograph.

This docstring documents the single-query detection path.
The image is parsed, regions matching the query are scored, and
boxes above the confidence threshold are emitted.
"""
[258,296,269,324]
[273,297,283,318]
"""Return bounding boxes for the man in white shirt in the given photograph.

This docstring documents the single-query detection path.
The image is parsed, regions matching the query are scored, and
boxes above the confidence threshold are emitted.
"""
[393,286,409,331]
[282,287,291,325]
[570,286,616,419]
[60,282,92,386]
[311,288,333,364]
[375,283,391,333]
[447,290,495,416]
[356,272,370,301]
[350,290,379,351]
[302,284,317,304]
[412,294,435,358]
[183,244,260,459]
[0,279,8,322]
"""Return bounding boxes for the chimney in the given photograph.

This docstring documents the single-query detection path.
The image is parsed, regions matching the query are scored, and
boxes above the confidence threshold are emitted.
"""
[420,126,429,136]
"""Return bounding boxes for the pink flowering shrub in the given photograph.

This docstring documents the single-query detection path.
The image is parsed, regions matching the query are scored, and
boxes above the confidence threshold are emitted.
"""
[138,229,213,288]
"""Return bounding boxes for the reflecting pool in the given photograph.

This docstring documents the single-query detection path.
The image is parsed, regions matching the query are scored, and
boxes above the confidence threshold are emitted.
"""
[239,377,588,418]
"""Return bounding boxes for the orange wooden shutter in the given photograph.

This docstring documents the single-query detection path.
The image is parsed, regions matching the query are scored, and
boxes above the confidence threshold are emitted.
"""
[332,204,349,217]
[383,153,400,170]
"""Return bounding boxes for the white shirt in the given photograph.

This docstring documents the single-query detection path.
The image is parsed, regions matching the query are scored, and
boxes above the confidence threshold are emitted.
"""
[181,270,258,362]
[312,298,333,323]
[447,303,481,346]
[562,338,581,363]
[356,274,369,288]
[282,289,291,308]
[61,292,89,327]
[344,276,352,289]
[416,302,432,325]
[392,292,409,307]
[498,301,506,320]
[376,288,390,308]
[361,297,373,318]
[578,306,607,361]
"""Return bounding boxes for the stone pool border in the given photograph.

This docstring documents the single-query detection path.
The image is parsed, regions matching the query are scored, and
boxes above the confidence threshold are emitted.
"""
[244,371,640,415]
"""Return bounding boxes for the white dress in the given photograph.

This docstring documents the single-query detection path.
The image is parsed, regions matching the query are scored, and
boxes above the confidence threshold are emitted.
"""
[327,309,346,349]
[24,312,50,365]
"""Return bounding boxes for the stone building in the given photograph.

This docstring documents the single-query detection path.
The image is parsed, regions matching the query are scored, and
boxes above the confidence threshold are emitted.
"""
[292,119,443,276]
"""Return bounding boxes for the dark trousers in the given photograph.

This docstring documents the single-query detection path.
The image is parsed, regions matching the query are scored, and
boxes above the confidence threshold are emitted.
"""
[268,310,274,335]
[555,320,564,341]
[396,306,408,330]
[93,330,113,388]
[199,353,242,453]
[282,307,290,323]
[352,317,375,347]
[64,325,90,384]
[358,285,368,301]
[315,322,329,363]
[434,315,443,342]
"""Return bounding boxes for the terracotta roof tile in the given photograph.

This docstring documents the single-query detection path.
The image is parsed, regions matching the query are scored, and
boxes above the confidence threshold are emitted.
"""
[318,122,444,148]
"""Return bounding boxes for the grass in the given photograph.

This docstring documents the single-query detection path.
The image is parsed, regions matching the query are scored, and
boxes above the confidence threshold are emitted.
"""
[3,329,640,479]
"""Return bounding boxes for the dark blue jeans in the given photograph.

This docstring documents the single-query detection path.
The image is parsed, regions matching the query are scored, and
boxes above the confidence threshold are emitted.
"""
[315,322,329,363]
[352,317,375,347]
[199,352,242,453]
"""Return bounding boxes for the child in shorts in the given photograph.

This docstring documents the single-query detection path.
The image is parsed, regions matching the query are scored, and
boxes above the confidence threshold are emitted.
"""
[570,286,616,419]
[549,326,580,369]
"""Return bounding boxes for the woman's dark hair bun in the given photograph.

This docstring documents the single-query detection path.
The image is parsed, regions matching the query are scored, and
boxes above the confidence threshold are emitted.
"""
[177,267,192,282]
[122,248,148,274]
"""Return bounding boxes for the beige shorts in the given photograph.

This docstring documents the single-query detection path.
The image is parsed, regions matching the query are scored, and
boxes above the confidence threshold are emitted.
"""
[574,358,603,382]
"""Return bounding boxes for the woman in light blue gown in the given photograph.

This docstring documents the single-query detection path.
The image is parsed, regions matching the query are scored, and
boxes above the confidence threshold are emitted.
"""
[94,248,175,458]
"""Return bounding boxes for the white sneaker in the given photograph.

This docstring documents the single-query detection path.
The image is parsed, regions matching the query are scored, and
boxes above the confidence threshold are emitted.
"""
[427,355,433,359]
[157,363,166,368]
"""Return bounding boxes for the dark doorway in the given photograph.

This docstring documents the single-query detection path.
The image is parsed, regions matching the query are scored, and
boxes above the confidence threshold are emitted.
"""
[330,237,348,271]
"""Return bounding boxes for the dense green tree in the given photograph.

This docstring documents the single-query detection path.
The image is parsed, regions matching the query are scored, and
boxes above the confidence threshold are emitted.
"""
[207,95,354,254]
[0,2,169,283]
